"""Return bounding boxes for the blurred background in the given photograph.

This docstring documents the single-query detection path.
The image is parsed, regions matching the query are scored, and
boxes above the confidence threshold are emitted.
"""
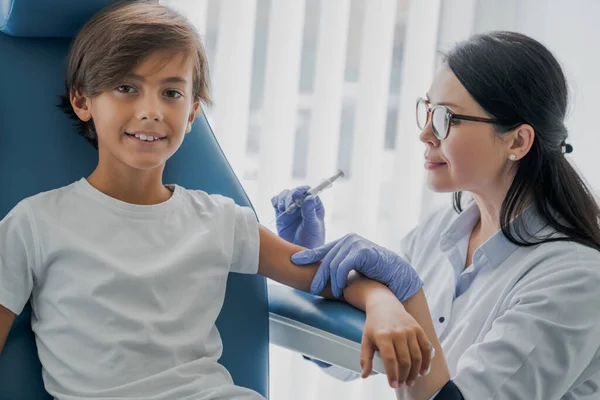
[161,1,600,399]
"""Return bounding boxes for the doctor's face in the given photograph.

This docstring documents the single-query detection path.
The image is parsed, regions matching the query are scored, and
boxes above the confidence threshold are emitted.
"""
[419,67,512,195]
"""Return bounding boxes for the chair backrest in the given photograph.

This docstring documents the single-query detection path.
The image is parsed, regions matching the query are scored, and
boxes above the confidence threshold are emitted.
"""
[0,1,269,398]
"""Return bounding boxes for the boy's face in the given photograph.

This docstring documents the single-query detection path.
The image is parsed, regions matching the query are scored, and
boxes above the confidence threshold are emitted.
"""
[72,50,199,172]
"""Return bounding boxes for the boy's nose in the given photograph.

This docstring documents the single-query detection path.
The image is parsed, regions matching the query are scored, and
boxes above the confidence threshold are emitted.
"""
[136,97,163,122]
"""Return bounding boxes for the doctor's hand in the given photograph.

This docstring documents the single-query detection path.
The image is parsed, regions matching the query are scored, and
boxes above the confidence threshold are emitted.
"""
[362,297,433,388]
[291,234,423,300]
[271,185,325,249]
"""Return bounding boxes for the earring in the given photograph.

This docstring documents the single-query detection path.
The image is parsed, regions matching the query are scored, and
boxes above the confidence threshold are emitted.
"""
[509,154,516,161]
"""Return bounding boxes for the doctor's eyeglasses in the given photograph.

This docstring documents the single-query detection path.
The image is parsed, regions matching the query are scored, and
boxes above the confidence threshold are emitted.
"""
[416,97,500,140]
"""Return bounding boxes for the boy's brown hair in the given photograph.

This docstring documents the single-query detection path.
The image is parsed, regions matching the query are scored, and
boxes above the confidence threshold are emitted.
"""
[59,0,211,149]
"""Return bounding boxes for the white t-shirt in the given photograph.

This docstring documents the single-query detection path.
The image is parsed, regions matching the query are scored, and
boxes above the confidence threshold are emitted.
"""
[0,178,264,400]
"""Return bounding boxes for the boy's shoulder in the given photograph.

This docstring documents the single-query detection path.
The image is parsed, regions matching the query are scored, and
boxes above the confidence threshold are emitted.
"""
[12,181,80,213]
[175,186,239,209]
[175,187,254,226]
[0,182,79,236]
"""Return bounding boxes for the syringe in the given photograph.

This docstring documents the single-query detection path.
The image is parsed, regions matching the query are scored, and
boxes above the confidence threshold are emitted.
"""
[272,170,345,223]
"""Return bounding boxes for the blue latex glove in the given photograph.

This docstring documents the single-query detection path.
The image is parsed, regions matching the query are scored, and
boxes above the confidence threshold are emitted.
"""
[271,185,325,249]
[291,234,424,300]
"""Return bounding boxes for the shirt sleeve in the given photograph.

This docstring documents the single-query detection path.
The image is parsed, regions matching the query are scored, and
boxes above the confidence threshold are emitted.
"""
[230,204,260,275]
[452,244,600,399]
[432,380,464,399]
[0,200,37,315]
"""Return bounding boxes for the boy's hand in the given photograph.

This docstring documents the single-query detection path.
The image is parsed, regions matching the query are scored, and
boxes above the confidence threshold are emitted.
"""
[361,297,433,389]
[271,185,325,249]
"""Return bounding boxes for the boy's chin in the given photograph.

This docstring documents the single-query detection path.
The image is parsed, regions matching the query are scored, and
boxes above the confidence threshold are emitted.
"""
[123,156,170,172]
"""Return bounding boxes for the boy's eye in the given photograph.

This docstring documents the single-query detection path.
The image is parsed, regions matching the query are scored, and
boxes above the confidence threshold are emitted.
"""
[116,85,136,93]
[165,90,183,99]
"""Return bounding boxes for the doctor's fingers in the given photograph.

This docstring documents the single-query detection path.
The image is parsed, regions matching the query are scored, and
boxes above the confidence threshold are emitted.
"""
[300,196,324,221]
[271,189,289,209]
[308,240,345,295]
[284,185,310,209]
[334,247,371,291]
[326,243,354,297]
[273,191,290,216]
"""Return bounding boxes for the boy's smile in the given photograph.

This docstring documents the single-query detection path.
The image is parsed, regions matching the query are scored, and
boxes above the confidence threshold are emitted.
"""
[124,130,168,148]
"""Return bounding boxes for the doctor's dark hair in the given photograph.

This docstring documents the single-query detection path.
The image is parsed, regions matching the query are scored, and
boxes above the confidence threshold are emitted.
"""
[447,31,600,252]
[58,1,211,149]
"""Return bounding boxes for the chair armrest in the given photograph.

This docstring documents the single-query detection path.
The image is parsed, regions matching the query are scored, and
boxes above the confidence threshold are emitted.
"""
[267,283,385,375]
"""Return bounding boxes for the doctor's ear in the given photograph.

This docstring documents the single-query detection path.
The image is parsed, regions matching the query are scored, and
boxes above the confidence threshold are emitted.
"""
[70,91,93,122]
[506,124,535,161]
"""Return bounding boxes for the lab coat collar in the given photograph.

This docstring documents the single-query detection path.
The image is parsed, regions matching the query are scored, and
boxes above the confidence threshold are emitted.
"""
[440,200,549,270]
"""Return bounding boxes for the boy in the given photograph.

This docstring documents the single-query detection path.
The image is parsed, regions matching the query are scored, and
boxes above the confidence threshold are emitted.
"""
[0,2,430,399]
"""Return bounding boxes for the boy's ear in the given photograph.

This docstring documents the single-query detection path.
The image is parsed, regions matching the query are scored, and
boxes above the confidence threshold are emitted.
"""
[70,90,92,122]
[186,101,200,133]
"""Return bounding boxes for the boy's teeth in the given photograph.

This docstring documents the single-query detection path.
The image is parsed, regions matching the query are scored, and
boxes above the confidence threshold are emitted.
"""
[133,133,159,141]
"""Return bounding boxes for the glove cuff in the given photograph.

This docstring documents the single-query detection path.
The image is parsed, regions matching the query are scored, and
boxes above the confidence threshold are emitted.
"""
[388,264,424,302]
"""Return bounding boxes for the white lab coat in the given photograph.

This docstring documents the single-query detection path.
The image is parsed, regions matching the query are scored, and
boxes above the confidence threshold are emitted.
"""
[398,202,600,399]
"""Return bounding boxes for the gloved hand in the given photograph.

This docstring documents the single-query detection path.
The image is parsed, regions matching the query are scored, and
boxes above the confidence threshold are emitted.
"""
[271,185,326,249]
[291,234,423,300]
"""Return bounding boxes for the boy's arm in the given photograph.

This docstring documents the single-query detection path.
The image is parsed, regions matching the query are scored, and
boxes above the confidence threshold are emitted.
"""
[344,273,451,399]
[258,225,436,389]
[0,304,16,355]
[257,225,335,297]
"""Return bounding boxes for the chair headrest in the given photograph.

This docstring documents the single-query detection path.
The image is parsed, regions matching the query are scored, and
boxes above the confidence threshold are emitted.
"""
[0,0,126,37]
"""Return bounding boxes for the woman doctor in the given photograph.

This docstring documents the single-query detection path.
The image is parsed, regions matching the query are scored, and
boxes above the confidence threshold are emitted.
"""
[272,31,600,399]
